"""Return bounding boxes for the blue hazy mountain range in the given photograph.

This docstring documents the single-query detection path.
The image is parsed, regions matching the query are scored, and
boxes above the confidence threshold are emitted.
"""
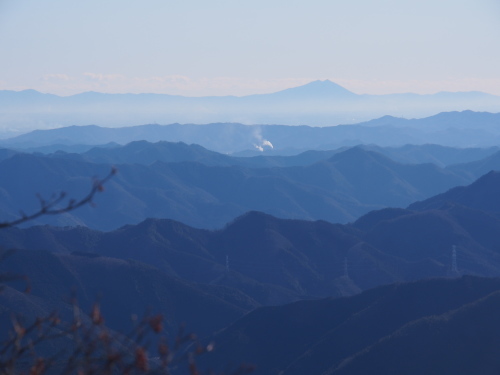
[3,141,500,230]
[1,80,499,133]
[35,141,500,169]
[2,110,500,153]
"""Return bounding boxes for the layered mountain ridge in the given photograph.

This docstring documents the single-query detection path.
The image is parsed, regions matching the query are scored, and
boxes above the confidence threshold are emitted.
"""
[1,81,499,136]
[2,134,500,373]
[0,144,477,230]
[3,110,500,153]
[4,167,500,305]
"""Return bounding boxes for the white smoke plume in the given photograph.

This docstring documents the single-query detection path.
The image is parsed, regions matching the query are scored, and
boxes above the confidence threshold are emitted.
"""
[252,127,273,152]
[262,140,274,149]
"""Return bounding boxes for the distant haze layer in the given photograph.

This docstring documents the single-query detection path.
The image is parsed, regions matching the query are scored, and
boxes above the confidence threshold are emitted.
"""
[1,80,499,134]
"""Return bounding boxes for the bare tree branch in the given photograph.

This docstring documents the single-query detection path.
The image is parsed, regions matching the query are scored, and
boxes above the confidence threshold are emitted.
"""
[0,167,117,229]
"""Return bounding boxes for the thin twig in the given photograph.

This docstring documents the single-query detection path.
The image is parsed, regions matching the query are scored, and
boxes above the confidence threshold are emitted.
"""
[0,167,117,229]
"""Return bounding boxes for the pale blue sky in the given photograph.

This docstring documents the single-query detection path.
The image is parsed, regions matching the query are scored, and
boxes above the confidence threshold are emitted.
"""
[1,0,499,96]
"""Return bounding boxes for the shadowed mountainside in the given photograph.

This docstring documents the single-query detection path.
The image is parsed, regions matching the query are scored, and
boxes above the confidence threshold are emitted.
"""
[198,276,500,375]
[333,288,500,375]
[0,249,249,339]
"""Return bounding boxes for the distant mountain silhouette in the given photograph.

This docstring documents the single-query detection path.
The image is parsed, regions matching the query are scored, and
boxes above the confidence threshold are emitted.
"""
[362,144,500,167]
[76,140,235,166]
[262,80,357,99]
[3,111,500,153]
[38,140,498,169]
[447,150,500,179]
[0,147,470,230]
[409,170,500,214]
[1,80,500,133]
[30,142,119,154]
[361,110,500,130]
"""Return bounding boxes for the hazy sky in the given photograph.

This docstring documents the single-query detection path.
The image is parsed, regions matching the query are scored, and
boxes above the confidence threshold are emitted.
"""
[1,0,499,96]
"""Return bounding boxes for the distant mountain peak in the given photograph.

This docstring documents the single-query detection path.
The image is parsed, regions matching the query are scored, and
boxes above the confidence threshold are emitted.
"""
[272,80,357,98]
[304,79,344,87]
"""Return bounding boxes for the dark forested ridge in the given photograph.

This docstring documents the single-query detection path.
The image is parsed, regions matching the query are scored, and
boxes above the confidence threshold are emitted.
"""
[199,276,500,375]
[0,249,248,338]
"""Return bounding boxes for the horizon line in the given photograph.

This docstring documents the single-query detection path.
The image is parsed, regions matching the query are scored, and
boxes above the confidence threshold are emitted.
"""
[2,79,499,98]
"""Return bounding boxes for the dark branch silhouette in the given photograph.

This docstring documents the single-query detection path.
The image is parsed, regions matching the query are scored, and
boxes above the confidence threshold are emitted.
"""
[0,299,255,375]
[0,167,117,229]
